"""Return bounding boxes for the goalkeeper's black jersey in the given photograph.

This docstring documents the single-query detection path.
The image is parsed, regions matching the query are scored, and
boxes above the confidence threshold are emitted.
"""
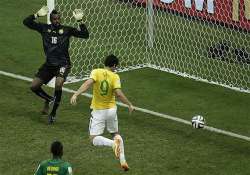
[23,15,89,67]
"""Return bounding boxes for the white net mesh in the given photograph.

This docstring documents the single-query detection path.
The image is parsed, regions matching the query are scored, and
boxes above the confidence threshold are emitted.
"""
[55,0,147,80]
[54,0,250,92]
[147,0,250,92]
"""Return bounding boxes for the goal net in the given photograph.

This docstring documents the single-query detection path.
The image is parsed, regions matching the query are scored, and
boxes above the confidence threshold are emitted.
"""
[50,0,250,93]
[51,0,147,80]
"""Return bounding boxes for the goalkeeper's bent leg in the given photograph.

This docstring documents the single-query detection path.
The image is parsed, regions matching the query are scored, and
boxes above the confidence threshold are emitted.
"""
[30,78,53,102]
[30,86,53,102]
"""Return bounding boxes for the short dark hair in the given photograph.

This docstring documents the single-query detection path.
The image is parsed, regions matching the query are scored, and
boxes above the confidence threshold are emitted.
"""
[50,9,60,20]
[51,141,63,157]
[104,54,119,67]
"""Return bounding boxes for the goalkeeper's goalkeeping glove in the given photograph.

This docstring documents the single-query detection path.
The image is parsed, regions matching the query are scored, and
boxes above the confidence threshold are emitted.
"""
[73,9,84,22]
[34,6,49,18]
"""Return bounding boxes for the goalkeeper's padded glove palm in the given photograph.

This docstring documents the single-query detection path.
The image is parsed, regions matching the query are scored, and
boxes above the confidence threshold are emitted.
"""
[36,6,49,17]
[73,9,84,22]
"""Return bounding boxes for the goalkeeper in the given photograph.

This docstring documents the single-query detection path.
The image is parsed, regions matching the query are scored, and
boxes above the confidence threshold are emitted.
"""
[23,6,89,124]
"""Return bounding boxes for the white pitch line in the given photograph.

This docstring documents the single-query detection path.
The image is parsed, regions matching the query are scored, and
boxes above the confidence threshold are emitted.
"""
[1,70,250,142]
[0,70,33,82]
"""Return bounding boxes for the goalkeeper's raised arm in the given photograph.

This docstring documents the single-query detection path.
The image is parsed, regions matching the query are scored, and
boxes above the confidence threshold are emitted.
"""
[69,9,89,38]
[23,6,49,32]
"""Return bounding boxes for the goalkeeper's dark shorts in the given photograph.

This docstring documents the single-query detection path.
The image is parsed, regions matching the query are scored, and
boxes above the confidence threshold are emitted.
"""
[35,64,71,84]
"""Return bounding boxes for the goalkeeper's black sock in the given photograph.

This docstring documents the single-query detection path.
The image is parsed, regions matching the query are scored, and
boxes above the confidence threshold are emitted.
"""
[31,87,53,102]
[50,90,62,116]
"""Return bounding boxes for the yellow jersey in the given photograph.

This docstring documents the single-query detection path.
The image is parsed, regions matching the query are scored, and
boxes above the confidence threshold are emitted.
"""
[90,68,121,110]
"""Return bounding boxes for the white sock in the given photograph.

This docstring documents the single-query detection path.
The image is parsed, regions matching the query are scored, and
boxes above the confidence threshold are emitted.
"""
[92,136,114,147]
[115,135,126,163]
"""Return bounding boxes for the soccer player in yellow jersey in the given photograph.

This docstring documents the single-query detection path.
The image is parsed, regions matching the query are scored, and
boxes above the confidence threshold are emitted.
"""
[70,54,134,171]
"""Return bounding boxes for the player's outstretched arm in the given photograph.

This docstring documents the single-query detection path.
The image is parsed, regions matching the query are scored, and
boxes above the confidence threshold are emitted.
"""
[70,79,94,105]
[23,6,48,32]
[69,9,89,38]
[114,89,134,114]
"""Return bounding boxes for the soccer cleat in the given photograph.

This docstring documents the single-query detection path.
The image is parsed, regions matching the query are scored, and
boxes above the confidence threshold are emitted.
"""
[48,114,56,124]
[112,137,121,159]
[120,161,129,171]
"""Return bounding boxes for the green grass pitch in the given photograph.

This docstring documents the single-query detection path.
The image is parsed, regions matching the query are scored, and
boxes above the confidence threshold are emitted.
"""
[0,0,250,174]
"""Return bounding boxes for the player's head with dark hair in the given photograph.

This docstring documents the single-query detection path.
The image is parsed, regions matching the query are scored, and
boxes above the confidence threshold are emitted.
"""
[50,10,61,27]
[50,141,63,158]
[104,54,119,71]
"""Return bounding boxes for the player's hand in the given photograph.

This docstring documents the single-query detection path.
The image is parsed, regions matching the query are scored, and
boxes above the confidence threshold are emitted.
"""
[73,9,84,22]
[70,94,78,105]
[128,105,134,115]
[35,6,49,17]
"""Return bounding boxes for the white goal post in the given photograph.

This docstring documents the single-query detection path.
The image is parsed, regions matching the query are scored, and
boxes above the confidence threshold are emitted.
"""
[47,0,250,93]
